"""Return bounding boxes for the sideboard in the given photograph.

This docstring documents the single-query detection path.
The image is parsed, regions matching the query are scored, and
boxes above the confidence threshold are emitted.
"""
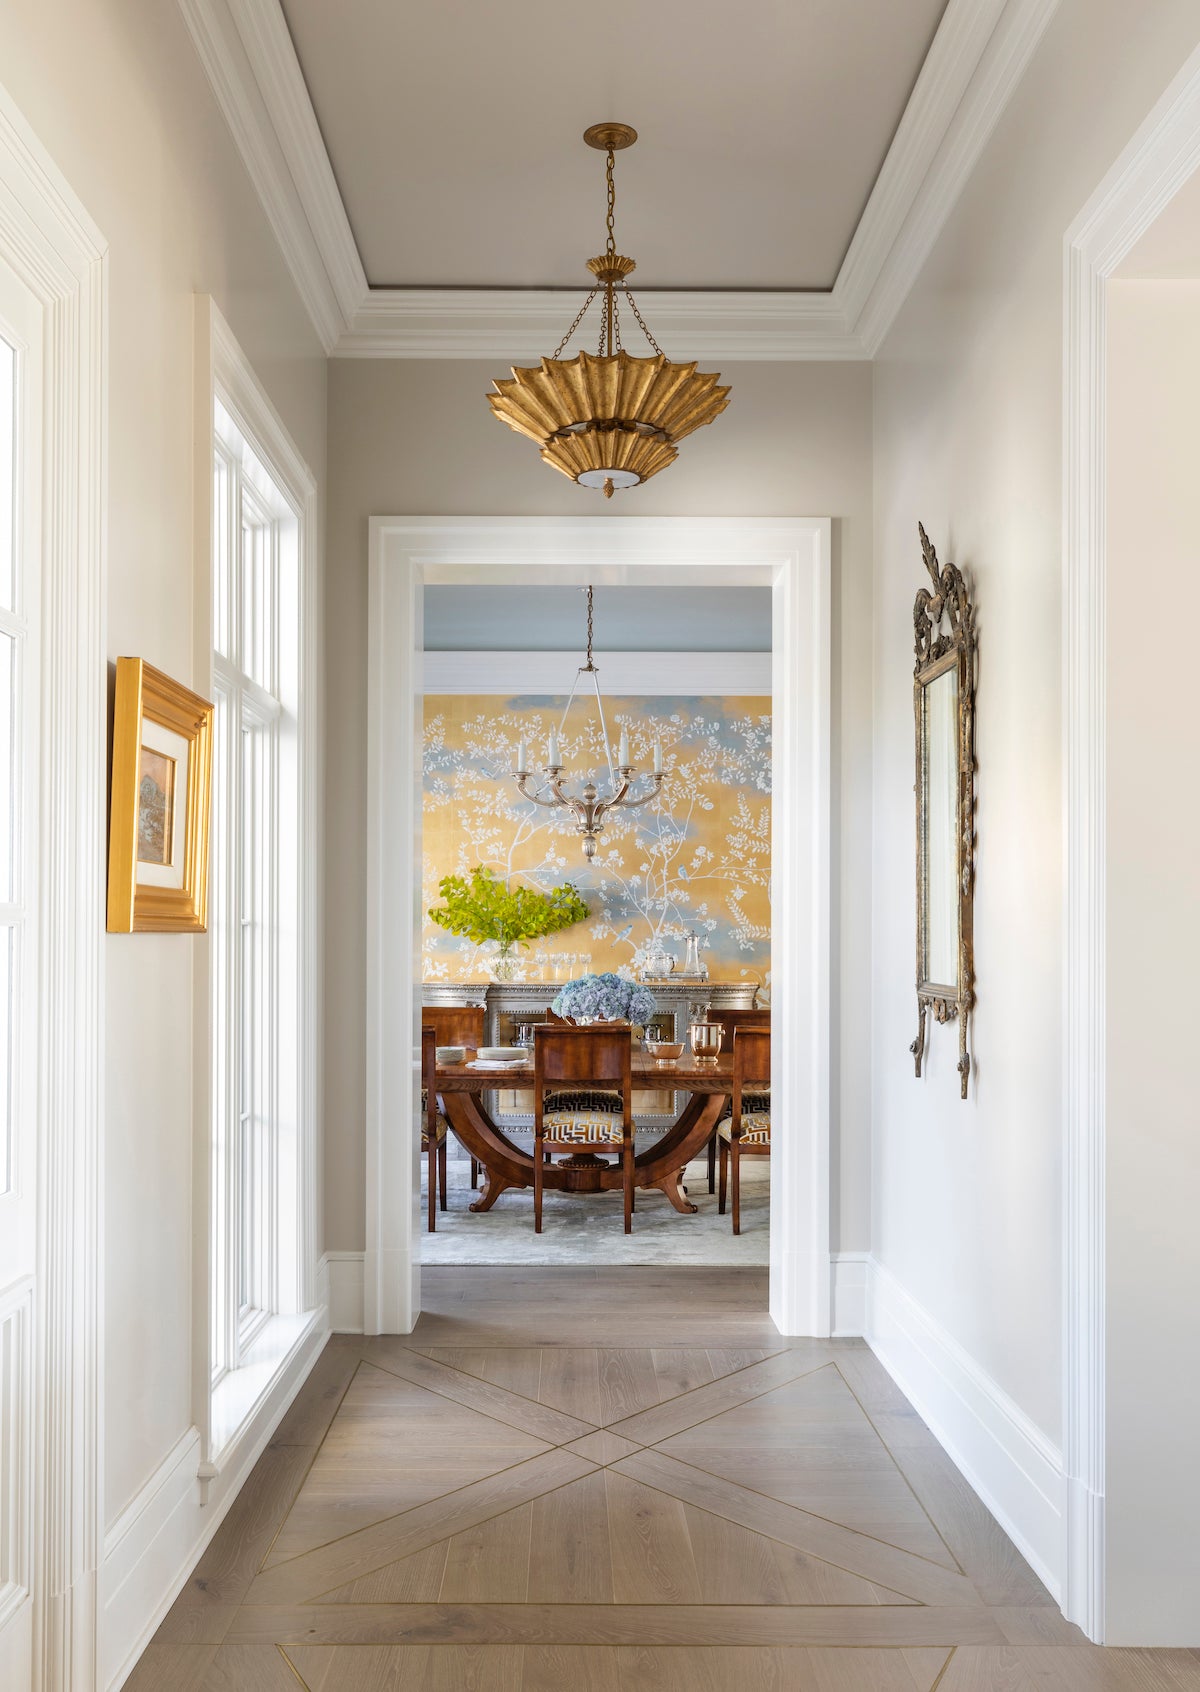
[422,979,759,1142]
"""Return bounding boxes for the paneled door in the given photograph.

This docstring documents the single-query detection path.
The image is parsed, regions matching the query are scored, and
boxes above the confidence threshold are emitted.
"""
[0,246,42,1691]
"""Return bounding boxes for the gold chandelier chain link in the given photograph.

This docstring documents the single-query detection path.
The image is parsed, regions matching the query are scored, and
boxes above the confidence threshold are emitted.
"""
[624,287,664,357]
[551,285,601,359]
[606,147,617,256]
[586,584,594,668]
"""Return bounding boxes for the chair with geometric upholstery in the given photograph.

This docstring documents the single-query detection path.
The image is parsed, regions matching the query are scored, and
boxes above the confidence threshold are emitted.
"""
[703,1007,771,1193]
[532,1024,635,1234]
[717,1025,771,1235]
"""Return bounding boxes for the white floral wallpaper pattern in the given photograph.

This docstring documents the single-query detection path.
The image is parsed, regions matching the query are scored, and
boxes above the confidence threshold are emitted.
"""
[422,693,771,986]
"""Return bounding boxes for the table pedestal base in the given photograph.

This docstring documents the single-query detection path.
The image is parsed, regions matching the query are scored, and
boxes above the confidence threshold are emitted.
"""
[439,1089,724,1218]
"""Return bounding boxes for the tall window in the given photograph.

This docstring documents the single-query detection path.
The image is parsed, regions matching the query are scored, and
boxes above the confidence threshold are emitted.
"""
[210,397,302,1388]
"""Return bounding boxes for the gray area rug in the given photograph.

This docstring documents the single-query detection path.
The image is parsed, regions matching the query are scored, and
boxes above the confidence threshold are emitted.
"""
[421,1144,769,1267]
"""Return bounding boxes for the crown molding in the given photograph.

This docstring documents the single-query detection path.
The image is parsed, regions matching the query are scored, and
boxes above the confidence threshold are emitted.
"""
[849,0,1060,353]
[177,0,351,352]
[178,0,1059,361]
[339,286,863,361]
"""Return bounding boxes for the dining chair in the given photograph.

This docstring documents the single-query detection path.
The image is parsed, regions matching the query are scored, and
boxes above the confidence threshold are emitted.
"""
[702,1007,771,1193]
[717,1025,771,1235]
[421,1004,486,1189]
[533,1025,635,1234]
[420,1025,449,1232]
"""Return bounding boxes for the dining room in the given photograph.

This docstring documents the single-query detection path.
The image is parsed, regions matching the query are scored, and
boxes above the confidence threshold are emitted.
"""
[418,576,775,1270]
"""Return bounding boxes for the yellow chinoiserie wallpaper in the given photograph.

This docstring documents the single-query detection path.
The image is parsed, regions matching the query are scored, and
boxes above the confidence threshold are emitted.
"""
[422,693,771,987]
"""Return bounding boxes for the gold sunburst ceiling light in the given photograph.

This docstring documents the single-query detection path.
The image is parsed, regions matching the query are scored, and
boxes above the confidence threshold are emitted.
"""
[487,123,731,498]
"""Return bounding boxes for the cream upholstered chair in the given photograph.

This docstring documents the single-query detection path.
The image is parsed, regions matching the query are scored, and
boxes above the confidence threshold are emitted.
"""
[533,1025,635,1234]
[717,1025,771,1234]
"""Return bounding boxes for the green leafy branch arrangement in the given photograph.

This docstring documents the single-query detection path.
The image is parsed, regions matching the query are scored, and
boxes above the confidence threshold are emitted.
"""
[427,865,589,955]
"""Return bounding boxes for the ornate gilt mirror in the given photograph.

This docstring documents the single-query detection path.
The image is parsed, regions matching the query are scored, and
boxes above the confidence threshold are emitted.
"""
[911,524,976,1098]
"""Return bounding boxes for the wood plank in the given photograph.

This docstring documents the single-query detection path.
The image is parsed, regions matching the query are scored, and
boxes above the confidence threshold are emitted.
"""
[286,1643,524,1692]
[596,1349,662,1423]
[562,1430,642,1466]
[228,1603,1009,1648]
[527,1471,614,1603]
[242,1450,596,1605]
[864,1438,1052,1606]
[605,1469,703,1604]
[318,1540,450,1605]
[680,1502,914,1607]
[902,1648,956,1691]
[356,1345,593,1443]
[535,1349,602,1423]
[411,1348,545,1402]
[440,1501,532,1603]
[521,1646,623,1692]
[607,1351,841,1446]
[610,1450,981,1607]
[120,1645,220,1692]
[155,1444,313,1639]
[269,1341,362,1448]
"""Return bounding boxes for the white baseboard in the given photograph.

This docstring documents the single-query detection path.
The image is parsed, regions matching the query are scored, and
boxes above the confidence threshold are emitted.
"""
[323,1250,365,1333]
[863,1257,1063,1599]
[830,1251,868,1336]
[100,1309,328,1692]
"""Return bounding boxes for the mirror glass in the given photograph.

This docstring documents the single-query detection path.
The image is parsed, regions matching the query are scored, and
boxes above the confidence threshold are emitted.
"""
[922,666,959,988]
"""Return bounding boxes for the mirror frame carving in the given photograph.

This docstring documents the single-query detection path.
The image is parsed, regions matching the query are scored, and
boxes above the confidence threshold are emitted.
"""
[911,524,976,1099]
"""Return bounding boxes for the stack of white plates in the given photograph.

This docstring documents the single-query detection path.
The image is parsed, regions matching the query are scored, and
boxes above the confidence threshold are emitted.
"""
[471,1047,528,1071]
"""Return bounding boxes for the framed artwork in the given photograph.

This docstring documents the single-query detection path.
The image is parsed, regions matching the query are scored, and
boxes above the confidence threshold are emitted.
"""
[107,657,214,933]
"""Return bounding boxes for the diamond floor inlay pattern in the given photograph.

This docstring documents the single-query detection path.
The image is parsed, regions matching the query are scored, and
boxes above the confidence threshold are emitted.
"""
[129,1269,1200,1692]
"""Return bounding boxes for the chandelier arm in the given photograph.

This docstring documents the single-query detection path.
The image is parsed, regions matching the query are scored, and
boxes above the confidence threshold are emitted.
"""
[603,773,666,812]
[515,773,571,809]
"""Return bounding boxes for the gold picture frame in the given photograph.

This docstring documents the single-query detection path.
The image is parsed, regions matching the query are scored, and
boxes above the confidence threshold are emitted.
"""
[910,525,977,1099]
[107,657,214,933]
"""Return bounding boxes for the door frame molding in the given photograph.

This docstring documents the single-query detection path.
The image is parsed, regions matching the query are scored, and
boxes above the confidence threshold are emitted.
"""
[0,79,107,1691]
[365,515,831,1338]
[1061,42,1200,1642]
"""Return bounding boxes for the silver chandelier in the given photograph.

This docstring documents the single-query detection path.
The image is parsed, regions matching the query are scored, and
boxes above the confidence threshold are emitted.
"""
[512,586,665,860]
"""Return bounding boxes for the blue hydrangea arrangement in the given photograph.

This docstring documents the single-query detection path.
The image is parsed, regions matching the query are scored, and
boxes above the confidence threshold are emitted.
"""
[551,972,657,1025]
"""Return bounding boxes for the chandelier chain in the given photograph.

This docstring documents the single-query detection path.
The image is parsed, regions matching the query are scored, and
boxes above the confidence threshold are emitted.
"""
[605,147,617,256]
[552,285,601,359]
[584,584,595,669]
[624,287,664,357]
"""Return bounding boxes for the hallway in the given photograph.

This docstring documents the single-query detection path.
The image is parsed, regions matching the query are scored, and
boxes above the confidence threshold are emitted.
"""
[126,1271,1198,1691]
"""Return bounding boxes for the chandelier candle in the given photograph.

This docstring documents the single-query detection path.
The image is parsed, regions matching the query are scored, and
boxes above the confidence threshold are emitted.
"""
[512,586,666,861]
[487,122,731,497]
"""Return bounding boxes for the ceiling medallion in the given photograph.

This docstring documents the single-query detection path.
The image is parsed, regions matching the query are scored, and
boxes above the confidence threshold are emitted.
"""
[487,124,731,498]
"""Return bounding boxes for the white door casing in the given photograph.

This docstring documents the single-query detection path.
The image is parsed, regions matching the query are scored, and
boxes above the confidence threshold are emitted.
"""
[0,79,106,1692]
[1062,41,1200,1643]
[365,516,831,1338]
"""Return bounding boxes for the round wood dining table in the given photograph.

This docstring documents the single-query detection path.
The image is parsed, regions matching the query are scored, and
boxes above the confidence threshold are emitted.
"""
[433,1050,735,1215]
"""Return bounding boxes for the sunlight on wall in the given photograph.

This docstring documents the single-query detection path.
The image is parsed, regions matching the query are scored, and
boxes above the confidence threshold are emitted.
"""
[423,694,771,985]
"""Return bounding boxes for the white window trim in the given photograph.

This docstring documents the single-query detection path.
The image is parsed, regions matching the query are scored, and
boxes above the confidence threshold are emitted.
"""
[192,297,322,1480]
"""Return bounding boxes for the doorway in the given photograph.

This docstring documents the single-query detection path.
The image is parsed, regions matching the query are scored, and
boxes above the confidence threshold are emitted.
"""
[364,517,831,1337]
[418,582,773,1267]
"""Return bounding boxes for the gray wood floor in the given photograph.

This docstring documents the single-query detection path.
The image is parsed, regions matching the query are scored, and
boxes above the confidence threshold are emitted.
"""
[128,1269,1200,1691]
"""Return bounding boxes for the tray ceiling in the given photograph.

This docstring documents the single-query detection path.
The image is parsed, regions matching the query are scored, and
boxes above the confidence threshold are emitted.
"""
[280,0,948,291]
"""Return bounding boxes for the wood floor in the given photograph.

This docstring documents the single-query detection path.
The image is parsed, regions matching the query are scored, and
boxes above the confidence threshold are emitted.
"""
[129,1269,1200,1691]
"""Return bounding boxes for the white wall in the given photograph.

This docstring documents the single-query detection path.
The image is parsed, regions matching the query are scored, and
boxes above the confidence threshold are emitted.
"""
[1104,278,1200,1645]
[0,0,327,1634]
[870,0,1200,1575]
[324,357,875,1263]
